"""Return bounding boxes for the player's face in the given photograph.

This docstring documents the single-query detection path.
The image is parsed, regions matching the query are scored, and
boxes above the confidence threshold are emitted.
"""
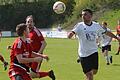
[26,17,34,30]
[82,11,92,22]
[24,27,29,38]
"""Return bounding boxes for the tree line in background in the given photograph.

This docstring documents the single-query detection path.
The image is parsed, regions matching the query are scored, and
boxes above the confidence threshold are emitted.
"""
[0,0,76,31]
[64,0,119,29]
[0,0,119,31]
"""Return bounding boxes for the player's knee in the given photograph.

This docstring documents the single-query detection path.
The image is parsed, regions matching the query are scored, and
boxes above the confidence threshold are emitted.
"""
[30,71,38,78]
[86,71,93,78]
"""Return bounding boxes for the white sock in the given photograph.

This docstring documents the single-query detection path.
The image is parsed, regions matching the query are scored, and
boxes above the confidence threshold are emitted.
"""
[105,56,109,63]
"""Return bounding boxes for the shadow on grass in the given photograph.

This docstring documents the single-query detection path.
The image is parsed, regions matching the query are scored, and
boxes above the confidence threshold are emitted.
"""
[112,64,120,66]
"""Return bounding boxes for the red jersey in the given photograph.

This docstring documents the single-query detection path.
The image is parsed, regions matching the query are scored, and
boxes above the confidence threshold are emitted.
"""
[9,37,32,78]
[116,25,120,34]
[28,27,44,52]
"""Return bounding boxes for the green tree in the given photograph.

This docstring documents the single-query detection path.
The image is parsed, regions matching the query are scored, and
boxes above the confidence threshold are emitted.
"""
[0,0,76,31]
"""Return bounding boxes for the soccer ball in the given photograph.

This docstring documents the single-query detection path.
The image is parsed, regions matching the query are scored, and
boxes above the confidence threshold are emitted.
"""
[53,1,66,14]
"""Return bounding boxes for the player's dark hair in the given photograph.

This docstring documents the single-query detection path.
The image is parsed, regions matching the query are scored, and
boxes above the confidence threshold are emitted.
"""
[16,23,27,36]
[82,9,93,15]
[102,21,107,25]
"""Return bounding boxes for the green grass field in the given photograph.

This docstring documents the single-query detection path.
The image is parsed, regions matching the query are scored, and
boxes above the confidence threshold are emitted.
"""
[0,38,120,80]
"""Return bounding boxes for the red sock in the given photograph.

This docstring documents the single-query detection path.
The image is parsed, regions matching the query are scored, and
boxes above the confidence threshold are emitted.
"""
[0,55,4,62]
[37,71,49,78]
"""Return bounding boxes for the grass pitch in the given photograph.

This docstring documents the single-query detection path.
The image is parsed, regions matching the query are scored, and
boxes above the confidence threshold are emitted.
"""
[0,38,120,80]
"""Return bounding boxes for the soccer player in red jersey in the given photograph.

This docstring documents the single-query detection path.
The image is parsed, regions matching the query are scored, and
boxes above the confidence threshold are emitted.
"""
[26,15,55,80]
[0,30,8,70]
[8,23,49,80]
[26,15,47,72]
[116,20,120,55]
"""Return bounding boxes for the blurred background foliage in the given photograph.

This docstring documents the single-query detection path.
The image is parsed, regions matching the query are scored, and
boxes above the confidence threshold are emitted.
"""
[0,0,119,31]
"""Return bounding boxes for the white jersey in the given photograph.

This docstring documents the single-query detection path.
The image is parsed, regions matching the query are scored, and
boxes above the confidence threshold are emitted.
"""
[72,21,106,57]
[100,28,112,46]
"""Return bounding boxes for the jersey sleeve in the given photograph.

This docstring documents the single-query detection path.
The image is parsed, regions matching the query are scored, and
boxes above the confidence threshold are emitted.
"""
[13,41,23,56]
[72,23,79,34]
[97,24,106,36]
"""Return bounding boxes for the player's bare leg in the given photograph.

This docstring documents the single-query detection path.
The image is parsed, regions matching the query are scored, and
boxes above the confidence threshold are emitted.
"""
[103,50,110,65]
[85,71,93,80]
[29,60,56,80]
[30,69,55,80]
[103,50,112,65]
[116,45,120,55]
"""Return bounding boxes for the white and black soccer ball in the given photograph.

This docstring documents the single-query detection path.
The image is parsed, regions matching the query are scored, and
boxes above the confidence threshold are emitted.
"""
[53,1,66,14]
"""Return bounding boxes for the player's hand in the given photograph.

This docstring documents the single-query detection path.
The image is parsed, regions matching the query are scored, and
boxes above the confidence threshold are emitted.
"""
[7,45,12,50]
[42,55,49,61]
[34,57,43,63]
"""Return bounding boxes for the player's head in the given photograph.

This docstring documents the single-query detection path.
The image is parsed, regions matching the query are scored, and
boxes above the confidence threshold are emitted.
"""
[102,21,107,27]
[81,9,93,22]
[16,23,28,37]
[26,15,34,30]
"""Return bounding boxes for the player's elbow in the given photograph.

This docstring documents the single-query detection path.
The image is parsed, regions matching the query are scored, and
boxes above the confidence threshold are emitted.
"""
[17,59,24,63]
[16,54,28,63]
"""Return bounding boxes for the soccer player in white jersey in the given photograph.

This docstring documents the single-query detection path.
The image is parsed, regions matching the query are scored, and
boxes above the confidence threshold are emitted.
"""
[68,9,120,80]
[98,22,112,65]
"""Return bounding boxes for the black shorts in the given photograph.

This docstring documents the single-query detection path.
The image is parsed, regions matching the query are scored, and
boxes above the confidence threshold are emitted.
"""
[102,45,111,53]
[80,52,98,74]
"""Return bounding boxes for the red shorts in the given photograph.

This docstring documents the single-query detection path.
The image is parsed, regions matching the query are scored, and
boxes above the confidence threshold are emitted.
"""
[30,52,43,72]
[10,74,31,80]
[9,67,31,80]
[30,62,39,72]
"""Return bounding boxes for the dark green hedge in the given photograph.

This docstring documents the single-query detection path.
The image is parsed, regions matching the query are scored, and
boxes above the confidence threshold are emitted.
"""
[0,0,75,31]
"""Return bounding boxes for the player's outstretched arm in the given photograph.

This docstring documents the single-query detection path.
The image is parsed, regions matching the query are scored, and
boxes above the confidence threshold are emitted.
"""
[31,51,49,61]
[105,31,120,42]
[16,54,43,63]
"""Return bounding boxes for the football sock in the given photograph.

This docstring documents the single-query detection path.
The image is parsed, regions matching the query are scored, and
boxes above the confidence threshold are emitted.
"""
[105,56,109,63]
[37,71,49,78]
